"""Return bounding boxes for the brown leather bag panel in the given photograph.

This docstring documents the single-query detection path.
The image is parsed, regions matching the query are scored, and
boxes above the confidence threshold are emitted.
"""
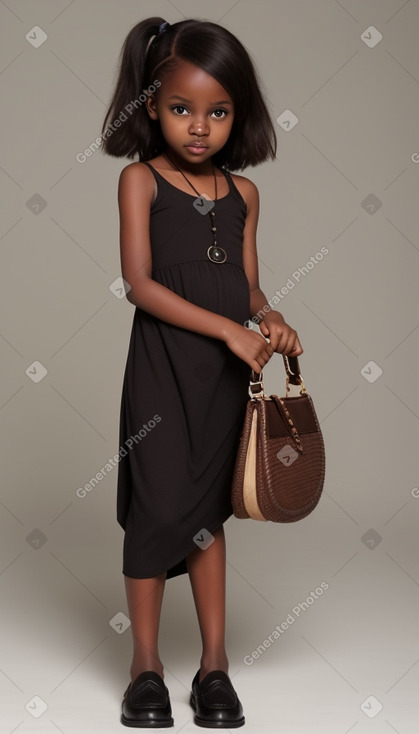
[231,391,326,523]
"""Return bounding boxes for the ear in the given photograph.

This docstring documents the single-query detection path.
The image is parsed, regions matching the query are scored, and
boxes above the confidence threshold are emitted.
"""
[146,94,159,120]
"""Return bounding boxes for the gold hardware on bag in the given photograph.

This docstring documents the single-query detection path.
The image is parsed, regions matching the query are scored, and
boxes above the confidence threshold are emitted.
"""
[283,354,306,395]
[249,353,306,399]
[248,374,264,399]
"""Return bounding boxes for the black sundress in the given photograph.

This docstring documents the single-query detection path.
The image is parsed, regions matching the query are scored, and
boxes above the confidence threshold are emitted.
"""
[116,162,251,579]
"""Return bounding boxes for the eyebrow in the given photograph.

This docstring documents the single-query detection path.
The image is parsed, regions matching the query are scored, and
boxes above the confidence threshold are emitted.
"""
[168,95,232,105]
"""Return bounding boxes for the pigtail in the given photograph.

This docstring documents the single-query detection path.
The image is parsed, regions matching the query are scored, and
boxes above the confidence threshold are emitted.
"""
[100,17,167,159]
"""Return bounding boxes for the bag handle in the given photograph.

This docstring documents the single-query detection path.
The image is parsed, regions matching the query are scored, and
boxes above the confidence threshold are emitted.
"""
[249,354,306,398]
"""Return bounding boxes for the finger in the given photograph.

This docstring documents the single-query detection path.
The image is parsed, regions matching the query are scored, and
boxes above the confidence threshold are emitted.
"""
[263,337,276,353]
[291,336,303,354]
[262,343,274,358]
[276,334,289,354]
[281,332,298,356]
[286,334,297,354]
[260,336,275,354]
[289,340,303,355]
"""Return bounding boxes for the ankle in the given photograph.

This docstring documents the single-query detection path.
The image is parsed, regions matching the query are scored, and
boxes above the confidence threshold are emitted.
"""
[199,653,229,682]
[130,661,164,682]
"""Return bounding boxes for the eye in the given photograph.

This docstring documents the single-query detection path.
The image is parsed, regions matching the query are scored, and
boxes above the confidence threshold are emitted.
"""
[171,105,189,115]
[211,109,228,119]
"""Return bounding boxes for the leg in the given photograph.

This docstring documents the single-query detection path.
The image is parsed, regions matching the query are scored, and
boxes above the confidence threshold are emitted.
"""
[124,572,167,681]
[186,525,229,683]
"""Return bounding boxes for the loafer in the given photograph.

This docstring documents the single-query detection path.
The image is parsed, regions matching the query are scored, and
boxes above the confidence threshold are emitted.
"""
[190,669,245,728]
[121,670,174,727]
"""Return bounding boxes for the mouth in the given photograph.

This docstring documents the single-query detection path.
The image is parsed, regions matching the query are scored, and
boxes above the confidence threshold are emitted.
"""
[185,143,209,155]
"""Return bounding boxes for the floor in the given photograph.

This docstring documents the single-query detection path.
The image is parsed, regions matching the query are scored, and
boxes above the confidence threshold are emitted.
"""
[2,515,417,733]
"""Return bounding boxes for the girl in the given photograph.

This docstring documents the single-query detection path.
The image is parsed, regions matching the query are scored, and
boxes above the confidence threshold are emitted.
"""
[101,17,303,728]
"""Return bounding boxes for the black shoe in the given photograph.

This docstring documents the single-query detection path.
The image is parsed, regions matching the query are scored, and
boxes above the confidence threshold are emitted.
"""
[190,669,245,728]
[121,670,174,728]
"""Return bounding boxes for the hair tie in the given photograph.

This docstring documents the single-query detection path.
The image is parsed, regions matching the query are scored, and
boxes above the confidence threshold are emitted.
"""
[145,20,170,57]
[158,21,170,34]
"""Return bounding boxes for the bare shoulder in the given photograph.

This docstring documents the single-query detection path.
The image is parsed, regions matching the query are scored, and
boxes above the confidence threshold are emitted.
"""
[118,161,157,203]
[228,172,259,211]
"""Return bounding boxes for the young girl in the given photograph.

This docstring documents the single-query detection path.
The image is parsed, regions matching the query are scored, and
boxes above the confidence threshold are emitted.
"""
[101,17,303,728]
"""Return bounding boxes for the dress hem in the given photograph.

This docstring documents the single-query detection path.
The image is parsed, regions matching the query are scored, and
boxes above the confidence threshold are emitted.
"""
[121,510,233,580]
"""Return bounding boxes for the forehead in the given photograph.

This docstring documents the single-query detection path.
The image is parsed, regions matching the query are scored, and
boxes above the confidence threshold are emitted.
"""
[161,59,232,103]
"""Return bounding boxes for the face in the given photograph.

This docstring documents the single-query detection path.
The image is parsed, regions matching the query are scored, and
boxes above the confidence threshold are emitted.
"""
[146,60,234,169]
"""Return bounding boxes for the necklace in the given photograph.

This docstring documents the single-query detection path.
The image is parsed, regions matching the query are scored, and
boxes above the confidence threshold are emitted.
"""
[163,152,227,264]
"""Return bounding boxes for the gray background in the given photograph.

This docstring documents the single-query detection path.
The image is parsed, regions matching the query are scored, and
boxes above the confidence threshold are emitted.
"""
[1,0,418,732]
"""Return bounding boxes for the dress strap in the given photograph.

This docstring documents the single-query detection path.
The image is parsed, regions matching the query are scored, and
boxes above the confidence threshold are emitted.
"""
[220,168,247,211]
[142,161,172,187]
[143,161,156,175]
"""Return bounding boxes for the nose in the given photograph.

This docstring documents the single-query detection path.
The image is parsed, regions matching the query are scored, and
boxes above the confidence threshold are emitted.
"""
[188,116,209,136]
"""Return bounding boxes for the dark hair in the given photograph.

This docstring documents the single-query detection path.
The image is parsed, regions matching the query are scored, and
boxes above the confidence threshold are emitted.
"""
[100,17,277,171]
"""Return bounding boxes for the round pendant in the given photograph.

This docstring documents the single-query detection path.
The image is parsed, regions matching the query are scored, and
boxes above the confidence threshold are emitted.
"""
[207,245,227,263]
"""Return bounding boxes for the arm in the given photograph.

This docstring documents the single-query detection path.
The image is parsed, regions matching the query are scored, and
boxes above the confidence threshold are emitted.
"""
[236,175,303,356]
[238,177,285,324]
[249,287,282,325]
[118,163,235,342]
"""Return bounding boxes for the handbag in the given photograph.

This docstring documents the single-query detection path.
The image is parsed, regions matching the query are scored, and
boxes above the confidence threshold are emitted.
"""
[231,354,325,522]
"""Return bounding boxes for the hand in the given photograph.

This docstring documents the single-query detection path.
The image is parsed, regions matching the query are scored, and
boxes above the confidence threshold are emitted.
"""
[223,322,275,374]
[259,310,303,356]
